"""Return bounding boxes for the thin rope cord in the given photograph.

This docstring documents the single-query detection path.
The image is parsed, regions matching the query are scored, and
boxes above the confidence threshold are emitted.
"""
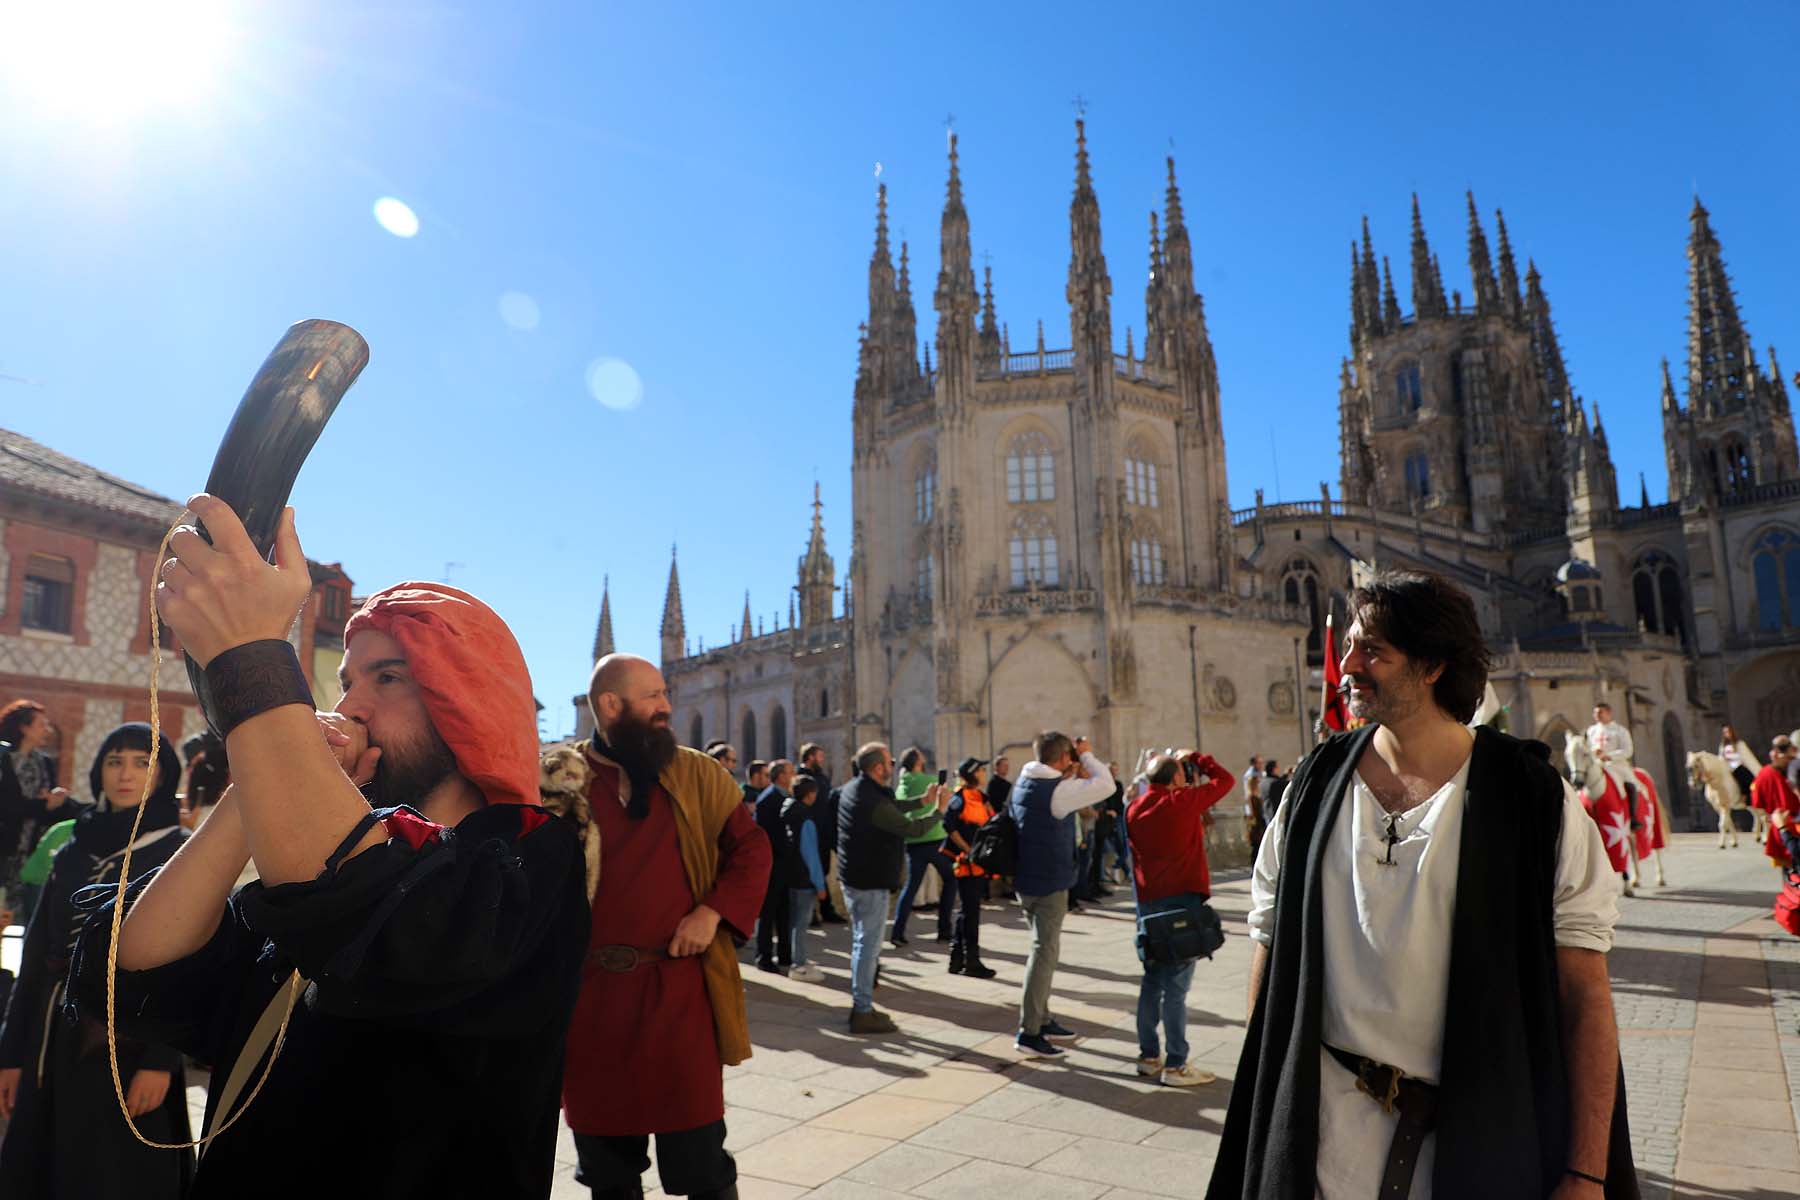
[105,512,300,1150]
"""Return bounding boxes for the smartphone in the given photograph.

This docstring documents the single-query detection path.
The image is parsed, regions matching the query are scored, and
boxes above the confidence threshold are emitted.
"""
[937,769,949,786]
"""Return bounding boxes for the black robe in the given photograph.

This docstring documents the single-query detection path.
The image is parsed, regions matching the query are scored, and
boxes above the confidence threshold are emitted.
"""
[0,822,193,1198]
[1206,726,1638,1199]
[67,802,590,1200]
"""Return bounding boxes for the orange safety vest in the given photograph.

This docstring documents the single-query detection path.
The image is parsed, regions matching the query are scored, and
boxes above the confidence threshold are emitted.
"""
[946,786,992,877]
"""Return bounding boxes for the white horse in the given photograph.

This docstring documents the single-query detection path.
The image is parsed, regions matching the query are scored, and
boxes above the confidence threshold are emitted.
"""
[1564,733,1665,889]
[1686,750,1766,848]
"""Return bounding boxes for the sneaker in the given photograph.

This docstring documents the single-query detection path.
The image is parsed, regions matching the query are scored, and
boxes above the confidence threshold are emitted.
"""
[788,963,826,983]
[1040,1019,1077,1041]
[1014,1031,1065,1059]
[849,1008,898,1035]
[1135,1054,1165,1078]
[960,960,998,980]
[1161,1064,1216,1087]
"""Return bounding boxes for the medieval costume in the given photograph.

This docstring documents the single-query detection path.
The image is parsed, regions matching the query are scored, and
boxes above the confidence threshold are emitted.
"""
[1751,762,1800,866]
[1585,718,1637,802]
[564,742,770,1197]
[1208,727,1637,1200]
[68,584,591,1199]
[0,724,193,1199]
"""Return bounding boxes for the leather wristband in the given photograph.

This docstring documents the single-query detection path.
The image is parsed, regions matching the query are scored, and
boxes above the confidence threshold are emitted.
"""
[204,639,315,738]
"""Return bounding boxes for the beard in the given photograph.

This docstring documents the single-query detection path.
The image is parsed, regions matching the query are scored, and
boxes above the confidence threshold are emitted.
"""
[1344,673,1424,726]
[372,722,460,809]
[600,706,677,819]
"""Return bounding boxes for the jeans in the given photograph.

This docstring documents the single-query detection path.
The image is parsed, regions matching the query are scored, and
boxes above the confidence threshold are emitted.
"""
[1136,959,1197,1067]
[1016,889,1068,1034]
[787,889,818,965]
[574,1119,735,1195]
[755,884,791,966]
[840,884,889,1012]
[892,840,954,939]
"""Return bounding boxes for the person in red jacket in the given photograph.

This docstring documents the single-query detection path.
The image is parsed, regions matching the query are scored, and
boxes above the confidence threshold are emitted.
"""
[1752,737,1800,866]
[1126,749,1234,1087]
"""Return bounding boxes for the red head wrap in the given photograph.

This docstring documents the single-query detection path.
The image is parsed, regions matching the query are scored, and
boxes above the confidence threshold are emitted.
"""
[343,582,538,807]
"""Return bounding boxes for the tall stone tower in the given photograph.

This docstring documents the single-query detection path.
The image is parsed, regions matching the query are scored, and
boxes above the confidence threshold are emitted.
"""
[845,122,1243,765]
[1660,199,1798,501]
[1338,194,1569,533]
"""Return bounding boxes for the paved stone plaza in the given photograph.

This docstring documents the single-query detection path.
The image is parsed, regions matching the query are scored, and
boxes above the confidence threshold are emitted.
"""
[534,832,1798,1200]
[27,831,1779,1196]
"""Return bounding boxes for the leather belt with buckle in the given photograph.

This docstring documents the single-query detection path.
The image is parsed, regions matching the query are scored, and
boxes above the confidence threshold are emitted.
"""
[586,944,674,973]
[1325,1044,1440,1199]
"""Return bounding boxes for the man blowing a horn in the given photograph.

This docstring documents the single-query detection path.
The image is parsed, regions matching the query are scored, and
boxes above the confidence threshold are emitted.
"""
[69,496,592,1199]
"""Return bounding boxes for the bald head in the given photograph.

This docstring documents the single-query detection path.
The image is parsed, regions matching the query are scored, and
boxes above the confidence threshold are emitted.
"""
[589,653,672,735]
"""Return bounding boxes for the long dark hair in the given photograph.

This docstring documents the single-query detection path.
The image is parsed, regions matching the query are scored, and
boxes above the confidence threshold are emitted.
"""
[1348,570,1491,723]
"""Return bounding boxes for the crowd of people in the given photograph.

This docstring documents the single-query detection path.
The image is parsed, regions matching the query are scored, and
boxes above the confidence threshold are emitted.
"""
[0,498,1773,1198]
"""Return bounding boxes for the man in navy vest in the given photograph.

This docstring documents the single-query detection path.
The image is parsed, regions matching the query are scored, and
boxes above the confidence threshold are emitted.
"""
[1009,730,1114,1058]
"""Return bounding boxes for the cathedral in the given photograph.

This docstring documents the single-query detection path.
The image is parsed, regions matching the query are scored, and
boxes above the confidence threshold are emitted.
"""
[585,122,1800,841]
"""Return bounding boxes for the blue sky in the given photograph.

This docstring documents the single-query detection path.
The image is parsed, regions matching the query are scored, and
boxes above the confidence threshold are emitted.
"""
[3,2,1796,737]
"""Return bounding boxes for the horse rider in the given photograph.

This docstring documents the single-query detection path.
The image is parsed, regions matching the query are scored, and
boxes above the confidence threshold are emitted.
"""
[1586,701,1639,812]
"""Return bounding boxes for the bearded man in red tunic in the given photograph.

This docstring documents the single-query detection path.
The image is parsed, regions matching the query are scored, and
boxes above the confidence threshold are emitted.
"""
[566,653,771,1200]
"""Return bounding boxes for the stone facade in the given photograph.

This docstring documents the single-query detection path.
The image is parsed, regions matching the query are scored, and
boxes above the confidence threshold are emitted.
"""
[1,427,355,788]
[589,130,1800,840]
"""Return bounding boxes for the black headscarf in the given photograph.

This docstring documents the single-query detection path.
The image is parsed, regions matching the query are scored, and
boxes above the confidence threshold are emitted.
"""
[73,722,182,856]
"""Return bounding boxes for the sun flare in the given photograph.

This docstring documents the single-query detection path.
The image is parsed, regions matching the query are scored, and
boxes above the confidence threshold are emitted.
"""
[0,0,238,123]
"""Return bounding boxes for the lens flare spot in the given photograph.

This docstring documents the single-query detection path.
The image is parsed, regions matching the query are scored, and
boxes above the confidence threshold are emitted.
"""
[373,197,420,238]
[585,358,643,412]
[498,291,541,331]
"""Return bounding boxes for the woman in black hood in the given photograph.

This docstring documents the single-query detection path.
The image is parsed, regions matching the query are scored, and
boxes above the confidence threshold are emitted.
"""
[0,722,194,1196]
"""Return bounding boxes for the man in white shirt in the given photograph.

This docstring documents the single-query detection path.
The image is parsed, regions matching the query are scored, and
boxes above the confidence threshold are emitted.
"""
[1208,570,1633,1200]
[1008,730,1114,1059]
[1586,702,1638,806]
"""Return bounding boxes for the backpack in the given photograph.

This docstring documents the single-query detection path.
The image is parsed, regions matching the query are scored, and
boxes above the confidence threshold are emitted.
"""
[1776,868,1800,938]
[967,806,1018,876]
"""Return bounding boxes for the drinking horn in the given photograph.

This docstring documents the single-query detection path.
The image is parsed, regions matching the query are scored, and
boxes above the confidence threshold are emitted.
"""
[184,319,370,737]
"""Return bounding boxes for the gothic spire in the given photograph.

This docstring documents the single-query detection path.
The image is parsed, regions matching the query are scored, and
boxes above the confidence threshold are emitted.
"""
[1160,156,1194,298]
[741,591,753,643]
[1686,196,1754,415]
[1771,345,1790,411]
[978,261,1001,365]
[867,184,895,322]
[1524,259,1571,414]
[592,576,614,662]
[1150,212,1168,357]
[1494,208,1522,319]
[935,132,979,389]
[1409,195,1449,319]
[797,483,836,629]
[1066,118,1112,352]
[1349,241,1369,345]
[659,546,685,665]
[1358,216,1383,334]
[895,239,919,382]
[1660,357,1679,413]
[1640,471,1651,508]
[1465,191,1500,316]
[1381,256,1401,327]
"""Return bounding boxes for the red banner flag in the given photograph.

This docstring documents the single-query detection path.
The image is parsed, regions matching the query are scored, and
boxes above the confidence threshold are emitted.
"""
[1321,613,1348,733]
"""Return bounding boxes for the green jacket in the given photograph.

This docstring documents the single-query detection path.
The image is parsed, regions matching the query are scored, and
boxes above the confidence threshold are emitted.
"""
[20,818,77,886]
[896,770,946,844]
